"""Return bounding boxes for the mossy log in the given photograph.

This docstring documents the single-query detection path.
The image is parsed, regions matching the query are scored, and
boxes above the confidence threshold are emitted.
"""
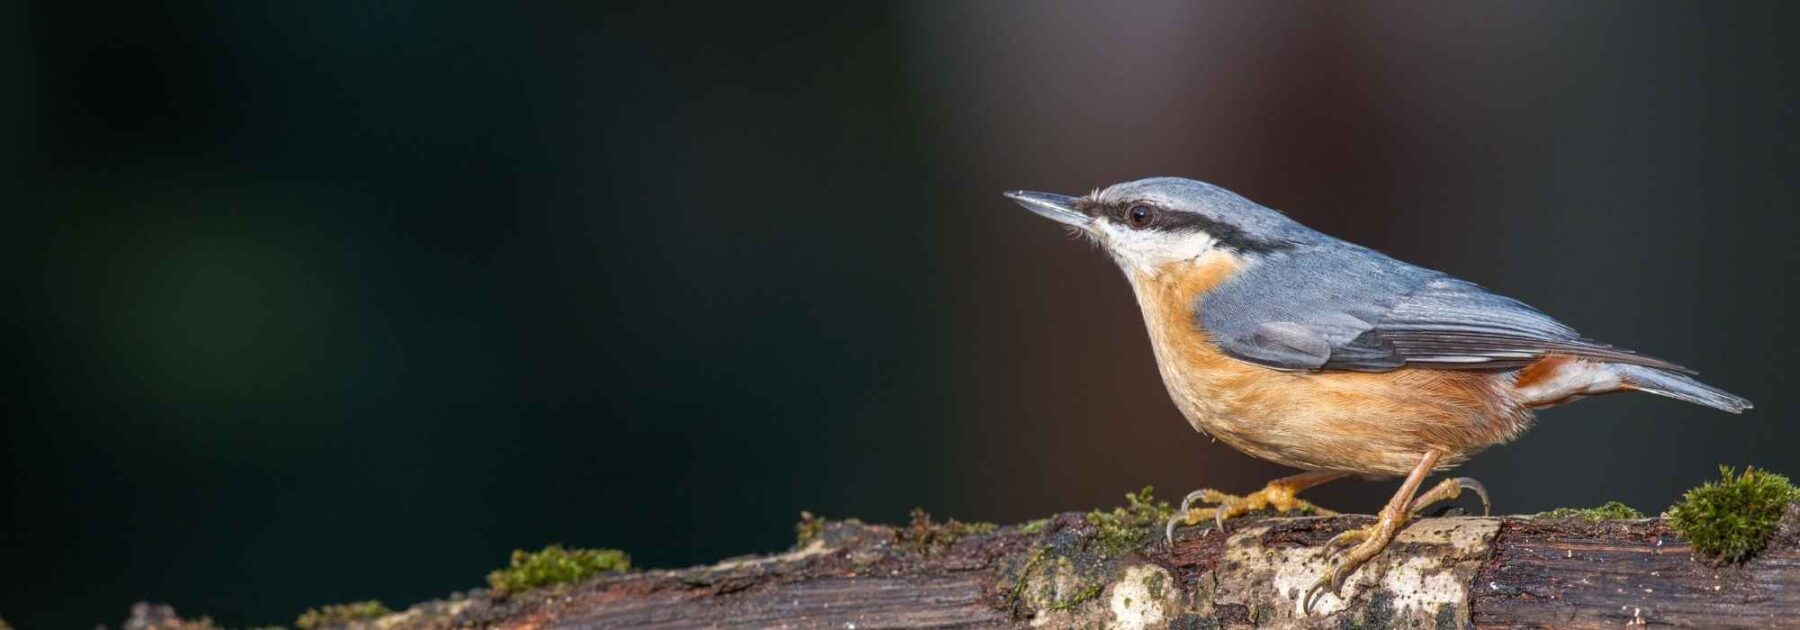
[127,506,1800,629]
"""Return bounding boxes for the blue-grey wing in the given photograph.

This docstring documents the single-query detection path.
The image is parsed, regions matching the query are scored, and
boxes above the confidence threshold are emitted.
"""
[1198,245,1688,373]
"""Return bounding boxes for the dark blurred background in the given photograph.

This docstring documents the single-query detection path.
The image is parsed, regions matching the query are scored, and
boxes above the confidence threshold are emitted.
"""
[5,1,1798,627]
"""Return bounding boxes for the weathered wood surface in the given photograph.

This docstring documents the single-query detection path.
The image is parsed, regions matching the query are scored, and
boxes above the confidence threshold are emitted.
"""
[126,505,1800,629]
[1473,511,1800,628]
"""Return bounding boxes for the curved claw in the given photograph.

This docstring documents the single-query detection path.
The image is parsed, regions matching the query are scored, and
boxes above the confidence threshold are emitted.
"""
[1301,570,1343,615]
[1166,488,1230,547]
[1167,489,1214,547]
[1178,488,1211,513]
[1304,519,1393,614]
[1302,527,1362,612]
[1303,538,1366,614]
[1406,476,1492,518]
[1460,478,1492,516]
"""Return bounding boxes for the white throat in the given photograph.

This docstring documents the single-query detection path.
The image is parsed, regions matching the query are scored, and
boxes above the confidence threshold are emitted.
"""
[1094,223,1221,276]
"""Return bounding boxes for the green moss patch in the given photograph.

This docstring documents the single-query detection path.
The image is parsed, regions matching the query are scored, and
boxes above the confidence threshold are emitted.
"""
[295,600,390,630]
[794,511,826,546]
[1086,486,1173,556]
[897,508,997,553]
[1533,501,1645,521]
[1007,546,1053,610]
[1667,466,1800,563]
[487,545,632,596]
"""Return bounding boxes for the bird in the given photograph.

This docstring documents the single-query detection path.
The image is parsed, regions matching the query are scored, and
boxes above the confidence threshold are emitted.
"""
[1003,177,1750,612]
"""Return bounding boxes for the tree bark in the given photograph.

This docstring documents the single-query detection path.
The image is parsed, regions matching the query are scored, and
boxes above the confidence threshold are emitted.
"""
[127,505,1800,629]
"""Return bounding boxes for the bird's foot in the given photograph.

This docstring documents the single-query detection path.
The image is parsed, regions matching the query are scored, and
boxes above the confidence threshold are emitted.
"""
[1302,507,1406,614]
[1164,482,1337,545]
[1300,475,1489,614]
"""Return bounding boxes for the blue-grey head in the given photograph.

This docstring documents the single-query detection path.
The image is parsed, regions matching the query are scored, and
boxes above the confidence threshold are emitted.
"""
[1004,177,1316,275]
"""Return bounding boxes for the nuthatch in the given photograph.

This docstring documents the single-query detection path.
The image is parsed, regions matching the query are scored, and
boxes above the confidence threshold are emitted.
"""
[1005,177,1749,611]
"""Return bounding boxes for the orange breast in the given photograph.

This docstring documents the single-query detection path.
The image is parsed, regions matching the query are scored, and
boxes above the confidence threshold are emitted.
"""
[1128,253,1533,476]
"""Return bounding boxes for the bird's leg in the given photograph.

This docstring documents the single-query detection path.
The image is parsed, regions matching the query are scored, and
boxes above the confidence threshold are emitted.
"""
[1166,470,1348,544]
[1303,450,1443,613]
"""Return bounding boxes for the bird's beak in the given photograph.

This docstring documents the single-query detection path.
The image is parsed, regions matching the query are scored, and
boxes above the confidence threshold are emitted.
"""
[1004,191,1091,229]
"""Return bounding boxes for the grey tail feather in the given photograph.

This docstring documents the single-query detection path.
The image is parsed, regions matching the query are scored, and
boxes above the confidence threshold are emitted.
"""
[1613,364,1753,414]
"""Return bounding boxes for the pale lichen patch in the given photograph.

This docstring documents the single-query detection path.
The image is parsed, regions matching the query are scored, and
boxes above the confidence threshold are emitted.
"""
[1378,555,1471,616]
[1216,517,1501,626]
[1107,565,1175,629]
[1401,517,1500,554]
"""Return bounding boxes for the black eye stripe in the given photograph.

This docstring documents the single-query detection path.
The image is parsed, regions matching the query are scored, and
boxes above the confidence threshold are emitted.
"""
[1114,202,1294,254]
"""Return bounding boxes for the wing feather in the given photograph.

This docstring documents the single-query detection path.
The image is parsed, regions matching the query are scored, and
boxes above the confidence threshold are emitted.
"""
[1198,246,1688,373]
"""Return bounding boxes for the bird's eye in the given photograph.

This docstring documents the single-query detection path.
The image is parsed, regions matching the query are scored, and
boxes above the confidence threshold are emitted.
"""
[1126,205,1154,228]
